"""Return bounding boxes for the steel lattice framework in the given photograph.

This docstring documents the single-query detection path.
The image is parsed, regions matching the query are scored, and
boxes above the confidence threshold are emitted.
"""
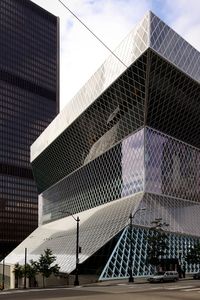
[100,227,200,279]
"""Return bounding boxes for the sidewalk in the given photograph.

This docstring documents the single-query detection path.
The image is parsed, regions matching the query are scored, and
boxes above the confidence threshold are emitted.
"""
[0,276,194,294]
[83,276,193,287]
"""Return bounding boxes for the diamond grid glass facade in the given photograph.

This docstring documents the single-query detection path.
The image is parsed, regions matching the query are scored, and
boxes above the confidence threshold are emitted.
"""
[5,11,200,280]
[100,227,200,279]
[147,51,200,147]
[150,13,200,82]
[31,53,147,193]
[0,0,58,256]
[41,129,144,224]
[145,128,200,201]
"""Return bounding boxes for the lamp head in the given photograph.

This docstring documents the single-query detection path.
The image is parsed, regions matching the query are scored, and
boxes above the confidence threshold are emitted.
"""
[140,207,146,211]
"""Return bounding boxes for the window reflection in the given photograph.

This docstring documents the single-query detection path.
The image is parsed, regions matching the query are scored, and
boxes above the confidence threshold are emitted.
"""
[145,128,200,201]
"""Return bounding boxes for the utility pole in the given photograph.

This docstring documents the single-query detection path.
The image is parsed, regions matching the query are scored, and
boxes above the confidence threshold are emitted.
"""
[74,216,80,286]
[2,258,5,290]
[129,213,134,282]
[59,210,80,286]
[24,248,27,289]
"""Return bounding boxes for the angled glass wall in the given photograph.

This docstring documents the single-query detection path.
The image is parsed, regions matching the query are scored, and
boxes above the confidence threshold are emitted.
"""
[41,129,144,224]
[32,53,147,193]
[150,12,200,82]
[100,226,200,280]
[145,128,200,201]
[146,50,200,148]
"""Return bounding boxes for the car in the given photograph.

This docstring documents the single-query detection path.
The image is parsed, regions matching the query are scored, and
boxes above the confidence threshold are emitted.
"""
[148,271,179,283]
[193,272,200,279]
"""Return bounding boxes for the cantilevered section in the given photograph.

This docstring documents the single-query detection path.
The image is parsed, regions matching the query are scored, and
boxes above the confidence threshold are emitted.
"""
[31,11,200,195]
[31,47,200,194]
[150,13,200,82]
[31,11,200,163]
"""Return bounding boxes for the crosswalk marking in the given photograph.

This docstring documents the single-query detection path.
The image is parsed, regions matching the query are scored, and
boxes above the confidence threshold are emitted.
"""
[166,285,194,290]
[0,287,67,295]
[182,287,200,292]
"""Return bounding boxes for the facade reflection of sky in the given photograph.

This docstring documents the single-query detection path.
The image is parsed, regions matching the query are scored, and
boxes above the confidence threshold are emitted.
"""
[145,128,200,201]
[121,129,144,197]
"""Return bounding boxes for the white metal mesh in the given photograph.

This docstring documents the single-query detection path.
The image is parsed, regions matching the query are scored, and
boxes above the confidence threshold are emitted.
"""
[5,193,143,273]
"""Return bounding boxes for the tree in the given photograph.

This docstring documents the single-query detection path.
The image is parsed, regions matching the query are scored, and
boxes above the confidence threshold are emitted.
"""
[185,243,200,265]
[23,260,38,287]
[13,249,60,288]
[13,263,23,288]
[146,218,169,271]
[36,248,60,288]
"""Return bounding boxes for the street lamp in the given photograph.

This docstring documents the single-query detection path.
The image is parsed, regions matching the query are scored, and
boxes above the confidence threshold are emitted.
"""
[2,258,5,290]
[60,211,80,286]
[129,207,146,283]
[177,250,183,278]
[24,248,27,289]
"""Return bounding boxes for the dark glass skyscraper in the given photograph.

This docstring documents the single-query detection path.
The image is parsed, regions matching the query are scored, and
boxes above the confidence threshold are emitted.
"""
[0,0,59,256]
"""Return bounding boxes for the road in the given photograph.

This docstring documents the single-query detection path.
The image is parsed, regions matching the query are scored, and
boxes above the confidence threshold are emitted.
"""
[1,279,200,300]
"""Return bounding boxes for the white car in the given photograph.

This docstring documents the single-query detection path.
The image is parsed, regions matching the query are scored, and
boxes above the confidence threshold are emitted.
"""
[148,271,179,283]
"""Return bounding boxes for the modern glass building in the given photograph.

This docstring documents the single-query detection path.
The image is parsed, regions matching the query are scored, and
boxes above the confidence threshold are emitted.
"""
[5,11,200,280]
[0,0,59,257]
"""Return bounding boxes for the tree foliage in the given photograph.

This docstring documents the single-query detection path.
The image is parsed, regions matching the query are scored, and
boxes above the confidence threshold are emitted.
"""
[24,260,38,287]
[185,243,200,265]
[146,218,169,269]
[35,248,60,287]
[13,249,60,288]
[13,263,23,278]
[13,263,23,288]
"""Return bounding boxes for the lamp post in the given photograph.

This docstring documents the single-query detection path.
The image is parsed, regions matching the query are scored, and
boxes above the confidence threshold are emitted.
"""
[60,211,80,286]
[128,207,146,283]
[74,215,80,286]
[24,248,27,289]
[178,250,183,278]
[2,258,5,290]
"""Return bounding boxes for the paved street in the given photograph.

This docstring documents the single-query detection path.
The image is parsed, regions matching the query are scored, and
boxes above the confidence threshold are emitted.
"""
[1,279,200,300]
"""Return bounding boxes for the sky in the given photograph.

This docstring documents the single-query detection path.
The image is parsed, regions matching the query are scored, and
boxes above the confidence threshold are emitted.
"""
[31,0,200,110]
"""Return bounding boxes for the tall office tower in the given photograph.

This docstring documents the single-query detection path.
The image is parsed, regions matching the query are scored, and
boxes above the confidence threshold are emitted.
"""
[0,0,59,256]
[6,12,200,280]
